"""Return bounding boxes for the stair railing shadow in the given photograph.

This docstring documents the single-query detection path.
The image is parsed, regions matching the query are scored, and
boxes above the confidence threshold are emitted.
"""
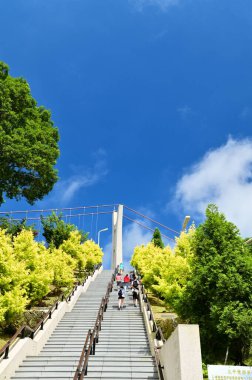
[73,270,116,380]
[0,263,102,361]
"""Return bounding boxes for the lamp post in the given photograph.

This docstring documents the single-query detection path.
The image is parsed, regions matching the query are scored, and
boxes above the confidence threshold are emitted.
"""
[98,228,108,247]
[245,237,252,245]
[182,216,190,231]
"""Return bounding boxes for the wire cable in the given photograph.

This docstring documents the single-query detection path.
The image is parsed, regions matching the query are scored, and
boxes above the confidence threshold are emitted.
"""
[123,215,175,242]
[124,205,179,235]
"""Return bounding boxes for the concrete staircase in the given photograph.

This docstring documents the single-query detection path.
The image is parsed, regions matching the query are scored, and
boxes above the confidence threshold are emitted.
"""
[11,271,158,380]
[85,283,159,379]
[11,271,113,380]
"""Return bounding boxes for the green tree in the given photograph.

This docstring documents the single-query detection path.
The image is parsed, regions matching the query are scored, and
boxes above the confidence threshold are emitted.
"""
[41,212,88,249]
[0,61,59,205]
[177,204,252,364]
[0,216,37,238]
[151,227,164,248]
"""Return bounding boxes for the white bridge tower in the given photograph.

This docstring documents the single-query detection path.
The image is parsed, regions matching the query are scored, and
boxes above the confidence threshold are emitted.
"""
[111,204,123,269]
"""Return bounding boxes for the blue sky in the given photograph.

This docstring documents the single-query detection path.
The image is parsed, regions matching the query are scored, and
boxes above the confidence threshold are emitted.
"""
[1,0,252,266]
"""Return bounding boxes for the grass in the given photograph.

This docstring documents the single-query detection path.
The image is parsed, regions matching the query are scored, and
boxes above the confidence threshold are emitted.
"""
[146,293,170,318]
[0,332,12,348]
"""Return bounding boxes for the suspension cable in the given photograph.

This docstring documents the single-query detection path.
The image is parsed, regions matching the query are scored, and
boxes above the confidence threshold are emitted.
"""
[123,215,175,242]
[0,204,118,215]
[124,205,179,235]
[9,211,113,222]
[0,204,178,238]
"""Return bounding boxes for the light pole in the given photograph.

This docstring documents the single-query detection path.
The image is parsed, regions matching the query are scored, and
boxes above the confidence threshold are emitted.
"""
[245,238,252,245]
[98,228,108,247]
[182,215,190,231]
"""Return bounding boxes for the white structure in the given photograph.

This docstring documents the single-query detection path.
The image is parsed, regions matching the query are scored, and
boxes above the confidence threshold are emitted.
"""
[111,204,123,269]
[159,324,203,380]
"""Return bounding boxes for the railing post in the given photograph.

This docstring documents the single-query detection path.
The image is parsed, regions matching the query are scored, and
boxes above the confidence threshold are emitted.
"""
[4,346,9,359]
[90,331,93,355]
[21,328,25,339]
[93,338,96,355]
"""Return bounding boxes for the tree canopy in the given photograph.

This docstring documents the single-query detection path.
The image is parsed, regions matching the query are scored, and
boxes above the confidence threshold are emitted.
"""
[41,212,88,249]
[131,205,252,364]
[177,204,252,364]
[0,226,103,328]
[0,61,59,205]
[151,227,164,248]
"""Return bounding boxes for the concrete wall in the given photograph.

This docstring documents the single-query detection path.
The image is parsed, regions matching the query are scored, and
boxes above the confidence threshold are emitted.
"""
[159,324,203,380]
[0,267,102,380]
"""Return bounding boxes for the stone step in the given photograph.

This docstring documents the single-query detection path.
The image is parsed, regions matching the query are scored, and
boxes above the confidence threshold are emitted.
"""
[41,347,150,353]
[25,355,154,361]
[47,337,148,342]
[43,345,150,351]
[21,359,155,366]
[12,369,158,379]
[18,360,156,369]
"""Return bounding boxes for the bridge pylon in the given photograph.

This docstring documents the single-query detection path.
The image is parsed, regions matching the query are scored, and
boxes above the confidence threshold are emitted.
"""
[111,204,123,269]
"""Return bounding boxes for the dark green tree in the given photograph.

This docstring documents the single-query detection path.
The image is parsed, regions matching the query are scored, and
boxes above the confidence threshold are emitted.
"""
[0,61,59,205]
[0,216,37,238]
[177,204,252,364]
[41,212,88,248]
[151,227,164,248]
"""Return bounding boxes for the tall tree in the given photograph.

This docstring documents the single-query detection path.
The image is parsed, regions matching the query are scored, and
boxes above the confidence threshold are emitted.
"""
[41,213,88,248]
[177,204,252,364]
[0,61,59,205]
[151,227,164,248]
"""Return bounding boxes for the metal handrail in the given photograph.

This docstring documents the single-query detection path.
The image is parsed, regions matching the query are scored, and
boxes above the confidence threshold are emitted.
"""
[0,325,27,360]
[140,284,166,380]
[0,264,101,358]
[73,272,114,379]
[141,285,166,342]
[73,330,91,379]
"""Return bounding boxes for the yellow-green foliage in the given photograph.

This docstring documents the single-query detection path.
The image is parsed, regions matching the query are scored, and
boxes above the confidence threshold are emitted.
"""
[174,224,195,259]
[60,232,103,272]
[13,230,54,303]
[82,240,103,271]
[0,227,103,327]
[49,247,75,288]
[131,226,195,309]
[0,287,28,325]
[0,230,28,325]
[0,230,27,291]
[131,243,173,290]
[60,230,87,270]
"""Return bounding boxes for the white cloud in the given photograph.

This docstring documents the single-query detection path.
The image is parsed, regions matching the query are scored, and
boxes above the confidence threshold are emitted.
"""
[58,173,100,203]
[44,150,108,206]
[129,0,180,12]
[103,221,152,269]
[173,137,252,236]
